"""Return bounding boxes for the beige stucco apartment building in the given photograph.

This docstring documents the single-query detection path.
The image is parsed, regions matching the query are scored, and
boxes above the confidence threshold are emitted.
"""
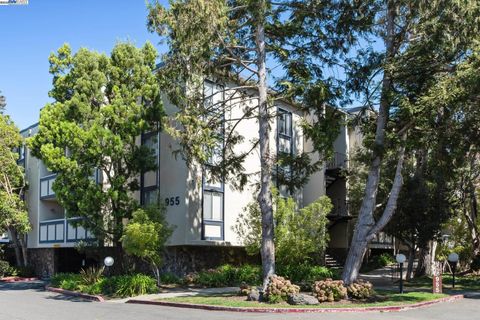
[15,81,392,275]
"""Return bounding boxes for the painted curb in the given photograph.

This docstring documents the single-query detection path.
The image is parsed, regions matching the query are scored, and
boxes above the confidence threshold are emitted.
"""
[126,294,464,313]
[0,277,39,283]
[45,286,105,302]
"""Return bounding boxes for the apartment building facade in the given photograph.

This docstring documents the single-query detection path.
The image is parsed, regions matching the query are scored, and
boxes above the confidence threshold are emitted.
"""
[14,81,385,275]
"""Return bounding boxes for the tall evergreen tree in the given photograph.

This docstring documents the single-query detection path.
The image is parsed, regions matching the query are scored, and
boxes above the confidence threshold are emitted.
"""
[29,42,163,244]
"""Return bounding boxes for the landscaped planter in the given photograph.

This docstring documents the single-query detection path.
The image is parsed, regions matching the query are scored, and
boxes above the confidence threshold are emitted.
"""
[45,286,105,302]
[126,294,464,313]
[0,276,39,283]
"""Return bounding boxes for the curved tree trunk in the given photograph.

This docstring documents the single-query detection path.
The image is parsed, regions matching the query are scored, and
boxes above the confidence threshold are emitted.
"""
[341,0,400,284]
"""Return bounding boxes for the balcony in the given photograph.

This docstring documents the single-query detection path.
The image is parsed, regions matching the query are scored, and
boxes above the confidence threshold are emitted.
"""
[39,217,95,244]
[326,152,347,170]
[370,232,394,249]
[40,174,56,200]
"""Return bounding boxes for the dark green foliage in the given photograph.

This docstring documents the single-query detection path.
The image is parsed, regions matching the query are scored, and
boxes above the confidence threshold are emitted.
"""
[79,266,104,285]
[471,255,480,271]
[277,264,338,288]
[50,272,158,297]
[102,274,158,298]
[29,42,163,243]
[192,264,262,287]
[159,272,181,284]
[0,260,10,277]
[50,273,83,291]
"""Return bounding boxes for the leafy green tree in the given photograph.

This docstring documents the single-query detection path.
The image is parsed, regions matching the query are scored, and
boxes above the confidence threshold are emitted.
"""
[0,111,31,267]
[121,205,173,286]
[234,190,332,266]
[29,42,163,244]
[341,0,480,283]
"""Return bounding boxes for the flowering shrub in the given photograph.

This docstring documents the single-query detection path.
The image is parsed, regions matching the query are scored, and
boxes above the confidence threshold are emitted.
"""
[347,280,374,300]
[312,278,347,302]
[264,275,300,303]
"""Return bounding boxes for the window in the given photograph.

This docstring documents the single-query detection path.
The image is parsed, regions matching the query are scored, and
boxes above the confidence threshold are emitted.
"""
[277,109,292,154]
[278,110,292,138]
[142,132,159,163]
[203,191,223,221]
[141,132,159,204]
[202,80,225,240]
[143,187,159,206]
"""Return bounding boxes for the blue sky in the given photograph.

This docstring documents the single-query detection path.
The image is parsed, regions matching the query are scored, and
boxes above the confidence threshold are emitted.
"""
[0,0,167,129]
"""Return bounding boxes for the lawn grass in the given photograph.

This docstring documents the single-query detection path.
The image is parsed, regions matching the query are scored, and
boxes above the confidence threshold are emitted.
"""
[158,291,448,309]
[405,274,480,291]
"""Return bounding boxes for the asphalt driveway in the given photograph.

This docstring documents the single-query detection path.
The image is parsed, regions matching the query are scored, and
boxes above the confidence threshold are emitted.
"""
[0,281,479,320]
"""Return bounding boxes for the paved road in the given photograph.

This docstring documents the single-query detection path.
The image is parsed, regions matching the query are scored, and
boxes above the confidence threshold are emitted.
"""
[1,281,479,320]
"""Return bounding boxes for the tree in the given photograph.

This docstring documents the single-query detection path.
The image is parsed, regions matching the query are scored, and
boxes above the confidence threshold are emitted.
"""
[341,0,480,283]
[234,190,332,266]
[121,205,173,286]
[0,112,31,267]
[0,91,6,112]
[147,0,365,289]
[29,42,163,244]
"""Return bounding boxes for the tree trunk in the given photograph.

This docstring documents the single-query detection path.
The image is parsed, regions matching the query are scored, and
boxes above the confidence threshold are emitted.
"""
[415,246,427,277]
[415,240,437,277]
[341,0,398,284]
[464,183,480,256]
[19,235,28,267]
[255,4,275,291]
[406,245,415,280]
[8,227,24,267]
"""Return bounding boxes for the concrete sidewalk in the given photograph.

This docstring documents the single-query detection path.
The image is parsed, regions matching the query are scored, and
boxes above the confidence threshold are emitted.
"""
[109,286,239,303]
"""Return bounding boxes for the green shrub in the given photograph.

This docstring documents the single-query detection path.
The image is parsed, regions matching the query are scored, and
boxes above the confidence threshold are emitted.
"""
[80,266,104,285]
[312,278,347,302]
[346,280,374,300]
[236,264,262,285]
[376,253,395,267]
[264,275,300,303]
[160,272,181,284]
[188,264,262,287]
[196,268,228,287]
[277,264,337,285]
[0,260,9,277]
[102,274,158,298]
[50,273,82,291]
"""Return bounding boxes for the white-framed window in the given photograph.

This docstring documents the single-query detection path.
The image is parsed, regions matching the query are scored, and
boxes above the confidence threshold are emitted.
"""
[203,190,223,221]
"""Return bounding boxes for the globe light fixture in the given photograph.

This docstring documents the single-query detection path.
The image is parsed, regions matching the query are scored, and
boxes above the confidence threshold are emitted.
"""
[448,253,459,288]
[396,254,407,293]
[104,256,114,267]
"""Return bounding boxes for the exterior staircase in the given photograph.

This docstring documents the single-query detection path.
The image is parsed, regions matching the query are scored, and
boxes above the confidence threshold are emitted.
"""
[324,253,343,270]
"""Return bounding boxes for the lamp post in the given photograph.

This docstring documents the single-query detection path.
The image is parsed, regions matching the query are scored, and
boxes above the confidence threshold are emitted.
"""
[396,253,406,294]
[104,256,114,276]
[447,253,459,289]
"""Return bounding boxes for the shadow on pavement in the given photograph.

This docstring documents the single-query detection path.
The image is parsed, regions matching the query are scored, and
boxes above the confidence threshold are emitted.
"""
[0,280,45,292]
[44,294,94,303]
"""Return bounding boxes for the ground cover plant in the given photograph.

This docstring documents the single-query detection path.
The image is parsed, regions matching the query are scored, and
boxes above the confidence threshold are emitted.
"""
[50,272,158,298]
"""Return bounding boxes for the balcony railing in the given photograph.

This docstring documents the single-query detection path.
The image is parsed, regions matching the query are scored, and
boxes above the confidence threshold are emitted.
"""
[39,217,95,244]
[326,152,347,170]
[371,232,394,245]
[40,174,56,200]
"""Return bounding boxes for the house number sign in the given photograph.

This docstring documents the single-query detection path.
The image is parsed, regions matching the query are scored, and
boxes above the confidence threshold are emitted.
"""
[165,196,180,206]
